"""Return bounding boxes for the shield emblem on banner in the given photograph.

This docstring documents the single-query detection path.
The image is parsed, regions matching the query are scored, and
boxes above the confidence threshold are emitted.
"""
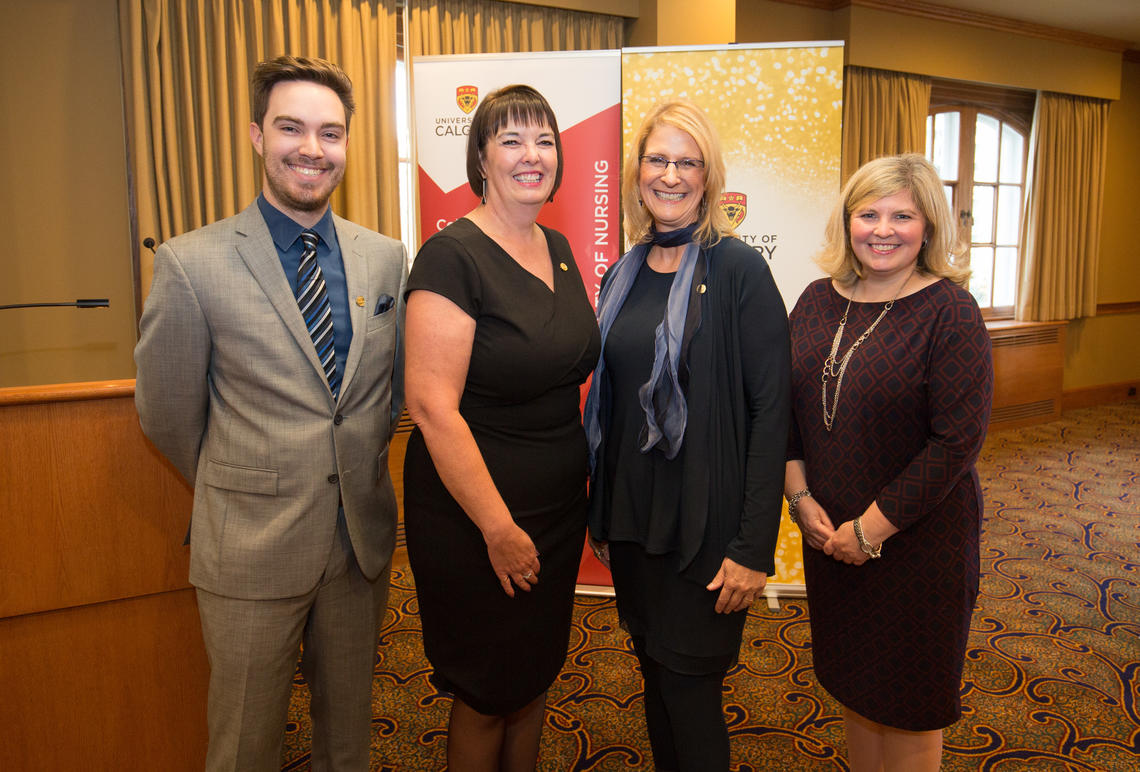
[456,85,479,114]
[720,192,747,228]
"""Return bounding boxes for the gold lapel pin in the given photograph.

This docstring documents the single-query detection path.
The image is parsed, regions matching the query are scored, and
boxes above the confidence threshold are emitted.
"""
[698,284,707,294]
[355,296,365,307]
[559,262,569,271]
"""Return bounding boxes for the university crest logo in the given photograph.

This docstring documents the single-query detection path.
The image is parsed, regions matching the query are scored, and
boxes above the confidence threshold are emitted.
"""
[456,85,479,114]
[720,192,747,228]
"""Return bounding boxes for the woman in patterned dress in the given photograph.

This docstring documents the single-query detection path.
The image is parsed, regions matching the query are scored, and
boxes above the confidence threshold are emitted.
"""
[785,154,993,771]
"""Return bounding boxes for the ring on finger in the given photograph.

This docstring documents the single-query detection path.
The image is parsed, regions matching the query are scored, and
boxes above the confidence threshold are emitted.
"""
[522,570,534,580]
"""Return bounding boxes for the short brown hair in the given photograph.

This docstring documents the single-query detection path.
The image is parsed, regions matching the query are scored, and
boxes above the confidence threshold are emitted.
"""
[466,85,563,201]
[251,55,355,131]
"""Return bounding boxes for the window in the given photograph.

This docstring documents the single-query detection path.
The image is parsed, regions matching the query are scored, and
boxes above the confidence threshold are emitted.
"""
[395,0,417,261]
[925,81,1034,318]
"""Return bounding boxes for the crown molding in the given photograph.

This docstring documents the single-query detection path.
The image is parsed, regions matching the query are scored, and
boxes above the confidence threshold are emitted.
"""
[497,0,639,18]
[769,0,1133,53]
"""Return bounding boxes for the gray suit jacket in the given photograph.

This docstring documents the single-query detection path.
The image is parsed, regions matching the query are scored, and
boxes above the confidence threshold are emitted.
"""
[135,202,408,599]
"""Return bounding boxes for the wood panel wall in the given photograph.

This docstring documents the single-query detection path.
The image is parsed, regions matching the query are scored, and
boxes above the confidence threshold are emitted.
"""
[988,321,1067,430]
[0,381,207,770]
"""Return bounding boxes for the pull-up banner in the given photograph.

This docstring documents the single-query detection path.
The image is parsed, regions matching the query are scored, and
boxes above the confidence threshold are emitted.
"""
[622,43,843,313]
[411,50,623,303]
[620,43,843,593]
[412,43,843,595]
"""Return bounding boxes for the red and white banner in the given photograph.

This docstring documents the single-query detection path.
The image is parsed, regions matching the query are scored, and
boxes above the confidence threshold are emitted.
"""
[412,51,622,592]
[411,51,622,304]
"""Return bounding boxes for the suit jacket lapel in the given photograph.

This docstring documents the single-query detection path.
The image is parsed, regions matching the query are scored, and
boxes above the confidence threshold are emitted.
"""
[233,204,332,391]
[337,217,368,398]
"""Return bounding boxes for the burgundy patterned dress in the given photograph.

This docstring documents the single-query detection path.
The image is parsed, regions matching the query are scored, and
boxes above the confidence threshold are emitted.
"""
[788,278,993,731]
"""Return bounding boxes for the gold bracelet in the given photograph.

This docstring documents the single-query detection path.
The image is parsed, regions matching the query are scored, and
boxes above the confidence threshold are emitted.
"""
[852,516,882,559]
[786,489,811,524]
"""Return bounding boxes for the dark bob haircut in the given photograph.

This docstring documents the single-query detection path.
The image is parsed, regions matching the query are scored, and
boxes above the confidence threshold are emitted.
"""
[465,84,563,201]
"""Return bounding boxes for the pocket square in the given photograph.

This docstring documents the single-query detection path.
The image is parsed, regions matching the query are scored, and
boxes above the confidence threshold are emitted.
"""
[374,294,395,314]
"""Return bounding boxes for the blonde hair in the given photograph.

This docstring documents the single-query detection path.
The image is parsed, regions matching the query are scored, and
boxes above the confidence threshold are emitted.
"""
[621,101,734,247]
[817,153,969,286]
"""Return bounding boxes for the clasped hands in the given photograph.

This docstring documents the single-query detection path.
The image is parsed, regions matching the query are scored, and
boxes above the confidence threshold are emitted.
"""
[793,497,873,566]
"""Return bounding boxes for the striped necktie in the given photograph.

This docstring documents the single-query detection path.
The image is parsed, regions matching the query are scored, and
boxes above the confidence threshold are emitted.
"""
[296,230,340,398]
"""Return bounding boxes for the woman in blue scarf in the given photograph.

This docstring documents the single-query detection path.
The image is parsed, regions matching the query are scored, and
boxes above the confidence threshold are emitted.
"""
[583,101,791,771]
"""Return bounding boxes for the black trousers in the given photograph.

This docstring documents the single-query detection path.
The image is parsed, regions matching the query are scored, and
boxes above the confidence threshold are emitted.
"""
[632,636,730,772]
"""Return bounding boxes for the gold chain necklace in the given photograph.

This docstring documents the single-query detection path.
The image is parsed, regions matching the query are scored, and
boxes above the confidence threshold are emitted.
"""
[821,269,915,431]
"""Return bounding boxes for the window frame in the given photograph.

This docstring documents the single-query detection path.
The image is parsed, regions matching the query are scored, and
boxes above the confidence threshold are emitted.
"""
[927,106,1029,319]
[926,80,1035,321]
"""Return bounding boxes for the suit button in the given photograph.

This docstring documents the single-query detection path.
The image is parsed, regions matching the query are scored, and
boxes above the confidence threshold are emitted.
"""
[328,474,339,484]
[334,413,344,425]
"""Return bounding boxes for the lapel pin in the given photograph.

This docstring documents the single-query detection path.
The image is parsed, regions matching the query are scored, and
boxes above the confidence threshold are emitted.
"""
[559,262,568,271]
[698,284,707,294]
[355,296,365,307]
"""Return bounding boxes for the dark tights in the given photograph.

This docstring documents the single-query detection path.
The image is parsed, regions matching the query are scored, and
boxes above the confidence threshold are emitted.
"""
[445,692,547,772]
[632,637,730,772]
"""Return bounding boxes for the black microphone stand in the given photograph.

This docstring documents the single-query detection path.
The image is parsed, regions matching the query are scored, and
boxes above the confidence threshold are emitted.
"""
[1,299,110,310]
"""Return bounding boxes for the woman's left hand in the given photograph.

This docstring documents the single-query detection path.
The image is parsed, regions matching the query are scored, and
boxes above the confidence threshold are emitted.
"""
[706,557,767,614]
[823,521,870,565]
[823,506,896,565]
[586,533,610,569]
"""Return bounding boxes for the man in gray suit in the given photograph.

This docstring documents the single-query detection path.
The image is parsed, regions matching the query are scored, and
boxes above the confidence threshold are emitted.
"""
[135,56,407,771]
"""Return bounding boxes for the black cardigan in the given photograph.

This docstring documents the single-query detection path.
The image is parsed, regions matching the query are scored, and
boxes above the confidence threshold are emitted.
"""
[588,236,792,583]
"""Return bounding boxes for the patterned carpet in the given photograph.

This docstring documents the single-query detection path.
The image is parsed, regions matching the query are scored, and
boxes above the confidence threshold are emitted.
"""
[282,403,1140,771]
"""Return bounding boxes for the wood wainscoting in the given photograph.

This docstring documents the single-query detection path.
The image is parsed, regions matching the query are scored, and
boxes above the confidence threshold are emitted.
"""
[1062,380,1140,411]
[0,380,414,769]
[988,320,1067,431]
[0,381,205,770]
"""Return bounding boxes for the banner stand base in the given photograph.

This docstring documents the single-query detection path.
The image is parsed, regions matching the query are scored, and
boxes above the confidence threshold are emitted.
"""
[575,582,808,608]
[762,582,807,610]
[574,583,616,598]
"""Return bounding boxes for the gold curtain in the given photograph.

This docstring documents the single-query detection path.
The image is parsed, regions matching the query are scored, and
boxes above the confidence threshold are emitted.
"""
[841,65,931,182]
[409,0,624,56]
[119,0,399,299]
[1016,92,1110,321]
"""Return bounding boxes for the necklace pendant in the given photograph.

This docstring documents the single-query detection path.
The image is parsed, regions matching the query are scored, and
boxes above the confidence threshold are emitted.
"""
[819,283,903,433]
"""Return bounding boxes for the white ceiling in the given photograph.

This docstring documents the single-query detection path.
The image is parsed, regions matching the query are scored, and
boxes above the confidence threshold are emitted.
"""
[936,0,1140,49]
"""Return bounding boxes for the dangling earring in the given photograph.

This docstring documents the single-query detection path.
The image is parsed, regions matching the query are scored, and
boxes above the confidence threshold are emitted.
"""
[481,177,487,205]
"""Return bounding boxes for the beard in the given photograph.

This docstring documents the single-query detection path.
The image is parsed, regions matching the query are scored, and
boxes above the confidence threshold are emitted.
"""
[262,155,344,214]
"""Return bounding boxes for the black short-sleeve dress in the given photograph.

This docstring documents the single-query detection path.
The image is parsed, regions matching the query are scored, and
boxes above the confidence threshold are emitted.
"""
[403,217,601,715]
[788,277,993,731]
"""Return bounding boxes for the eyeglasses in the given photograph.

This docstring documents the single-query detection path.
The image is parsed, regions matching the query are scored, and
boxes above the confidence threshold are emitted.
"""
[640,155,705,174]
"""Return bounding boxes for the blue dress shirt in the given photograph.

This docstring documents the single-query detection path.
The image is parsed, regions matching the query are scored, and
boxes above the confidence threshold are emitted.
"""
[257,194,352,386]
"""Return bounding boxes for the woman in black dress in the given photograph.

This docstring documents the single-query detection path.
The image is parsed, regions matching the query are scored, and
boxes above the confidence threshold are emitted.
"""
[785,154,993,771]
[403,85,600,771]
[583,101,791,771]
